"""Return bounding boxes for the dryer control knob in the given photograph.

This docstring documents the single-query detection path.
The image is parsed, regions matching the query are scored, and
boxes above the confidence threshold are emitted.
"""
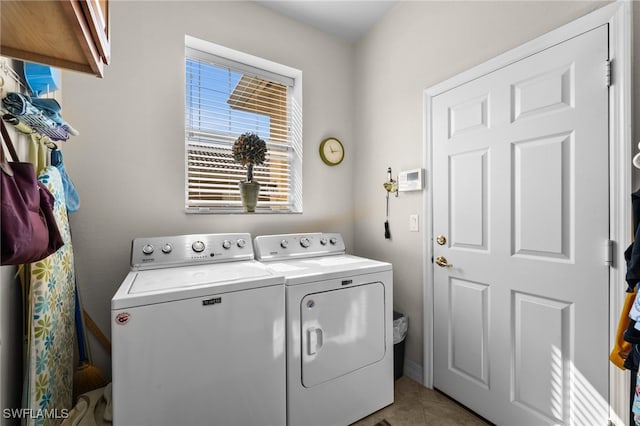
[300,237,311,248]
[161,243,172,254]
[329,237,338,245]
[237,238,247,248]
[280,240,289,249]
[142,244,154,255]
[222,240,232,249]
[192,241,205,253]
[320,237,328,245]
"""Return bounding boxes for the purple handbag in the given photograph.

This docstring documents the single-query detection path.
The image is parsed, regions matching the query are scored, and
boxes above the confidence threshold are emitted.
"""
[1,121,63,265]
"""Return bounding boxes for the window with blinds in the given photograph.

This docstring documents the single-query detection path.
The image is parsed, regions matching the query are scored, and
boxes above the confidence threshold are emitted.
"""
[185,41,302,213]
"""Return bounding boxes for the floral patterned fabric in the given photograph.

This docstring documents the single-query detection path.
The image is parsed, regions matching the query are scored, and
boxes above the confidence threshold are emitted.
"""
[634,373,640,425]
[23,166,75,425]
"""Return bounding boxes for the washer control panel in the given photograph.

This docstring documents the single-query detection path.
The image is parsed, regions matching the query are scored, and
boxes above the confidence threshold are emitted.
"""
[131,233,253,270]
[254,233,345,261]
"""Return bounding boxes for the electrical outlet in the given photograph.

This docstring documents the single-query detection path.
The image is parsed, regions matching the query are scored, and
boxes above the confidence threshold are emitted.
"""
[409,214,419,232]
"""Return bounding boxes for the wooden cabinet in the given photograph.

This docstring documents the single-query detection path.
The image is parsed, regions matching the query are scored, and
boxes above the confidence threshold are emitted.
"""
[1,0,110,78]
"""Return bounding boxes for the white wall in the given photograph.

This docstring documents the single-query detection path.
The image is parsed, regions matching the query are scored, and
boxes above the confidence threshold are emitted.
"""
[352,0,630,376]
[59,0,638,384]
[61,1,355,378]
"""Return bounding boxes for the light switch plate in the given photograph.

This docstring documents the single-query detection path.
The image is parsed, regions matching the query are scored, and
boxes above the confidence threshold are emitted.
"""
[409,214,419,232]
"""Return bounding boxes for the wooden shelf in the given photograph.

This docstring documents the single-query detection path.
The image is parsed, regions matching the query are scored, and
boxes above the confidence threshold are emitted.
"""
[1,0,110,78]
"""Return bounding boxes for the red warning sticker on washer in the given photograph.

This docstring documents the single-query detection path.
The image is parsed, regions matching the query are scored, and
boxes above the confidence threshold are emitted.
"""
[115,312,130,325]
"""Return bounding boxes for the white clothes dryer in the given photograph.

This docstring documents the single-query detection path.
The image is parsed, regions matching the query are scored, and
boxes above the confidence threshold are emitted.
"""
[111,233,286,426]
[254,233,393,426]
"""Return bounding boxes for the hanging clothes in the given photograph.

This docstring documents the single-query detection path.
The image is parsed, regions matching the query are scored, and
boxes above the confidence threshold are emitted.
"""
[623,191,640,344]
[22,166,75,425]
[633,376,640,426]
[626,191,640,292]
[621,190,640,425]
[2,93,72,141]
[27,134,47,176]
[50,149,80,213]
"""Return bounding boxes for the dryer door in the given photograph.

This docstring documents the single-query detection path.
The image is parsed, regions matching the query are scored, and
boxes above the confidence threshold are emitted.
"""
[301,281,386,388]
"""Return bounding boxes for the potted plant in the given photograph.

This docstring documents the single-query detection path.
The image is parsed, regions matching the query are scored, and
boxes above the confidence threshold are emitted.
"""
[232,132,267,212]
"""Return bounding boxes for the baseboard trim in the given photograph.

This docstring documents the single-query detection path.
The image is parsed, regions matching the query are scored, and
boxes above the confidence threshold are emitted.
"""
[402,357,424,385]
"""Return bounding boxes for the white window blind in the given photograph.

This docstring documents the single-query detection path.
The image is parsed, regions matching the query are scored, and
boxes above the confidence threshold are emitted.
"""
[185,44,302,213]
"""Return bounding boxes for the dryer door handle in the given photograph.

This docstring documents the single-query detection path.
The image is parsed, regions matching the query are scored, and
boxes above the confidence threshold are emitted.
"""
[307,327,324,355]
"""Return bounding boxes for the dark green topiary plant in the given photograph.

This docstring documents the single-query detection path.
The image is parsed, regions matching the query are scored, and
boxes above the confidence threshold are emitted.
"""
[232,132,267,182]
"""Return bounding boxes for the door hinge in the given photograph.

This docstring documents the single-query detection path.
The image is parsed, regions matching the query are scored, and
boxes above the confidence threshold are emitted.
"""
[605,239,614,265]
[605,60,612,87]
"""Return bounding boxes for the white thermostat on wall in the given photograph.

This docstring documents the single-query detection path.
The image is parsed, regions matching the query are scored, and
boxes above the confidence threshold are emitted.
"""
[398,168,424,192]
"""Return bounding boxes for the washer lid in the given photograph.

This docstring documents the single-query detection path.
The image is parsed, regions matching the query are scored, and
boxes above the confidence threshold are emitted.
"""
[112,260,283,309]
[265,255,392,286]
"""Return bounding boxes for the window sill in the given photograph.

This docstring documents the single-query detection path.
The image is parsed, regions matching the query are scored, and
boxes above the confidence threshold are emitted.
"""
[185,207,302,215]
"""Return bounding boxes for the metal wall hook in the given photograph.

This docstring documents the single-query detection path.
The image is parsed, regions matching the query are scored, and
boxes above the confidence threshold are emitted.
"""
[383,167,398,197]
[383,166,398,240]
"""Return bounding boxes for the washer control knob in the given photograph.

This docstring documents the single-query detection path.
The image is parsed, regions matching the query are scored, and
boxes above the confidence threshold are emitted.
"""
[222,240,232,249]
[280,240,289,249]
[142,244,154,255]
[237,238,247,248]
[329,237,338,245]
[300,237,311,248]
[320,237,328,246]
[192,241,205,253]
[161,243,172,254]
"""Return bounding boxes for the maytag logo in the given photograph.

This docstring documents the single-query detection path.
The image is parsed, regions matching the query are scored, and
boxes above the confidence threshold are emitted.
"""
[202,297,222,306]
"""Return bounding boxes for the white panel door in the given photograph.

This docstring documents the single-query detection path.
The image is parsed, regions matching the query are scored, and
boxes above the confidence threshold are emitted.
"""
[432,25,609,425]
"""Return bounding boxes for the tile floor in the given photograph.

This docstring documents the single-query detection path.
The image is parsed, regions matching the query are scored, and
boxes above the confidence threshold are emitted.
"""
[352,376,492,426]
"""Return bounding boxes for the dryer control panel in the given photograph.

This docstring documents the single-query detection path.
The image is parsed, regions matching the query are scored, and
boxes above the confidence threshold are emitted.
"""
[131,233,253,270]
[254,233,346,261]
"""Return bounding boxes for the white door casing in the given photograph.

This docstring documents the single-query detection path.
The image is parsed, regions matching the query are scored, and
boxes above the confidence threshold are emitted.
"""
[431,25,608,425]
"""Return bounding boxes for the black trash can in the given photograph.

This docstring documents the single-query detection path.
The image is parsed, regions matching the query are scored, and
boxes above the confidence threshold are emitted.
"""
[393,311,408,380]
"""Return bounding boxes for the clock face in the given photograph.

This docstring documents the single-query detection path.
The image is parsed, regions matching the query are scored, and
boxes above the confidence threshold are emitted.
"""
[319,137,344,166]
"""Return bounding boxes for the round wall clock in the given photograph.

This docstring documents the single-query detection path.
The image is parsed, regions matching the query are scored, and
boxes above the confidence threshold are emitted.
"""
[319,137,345,166]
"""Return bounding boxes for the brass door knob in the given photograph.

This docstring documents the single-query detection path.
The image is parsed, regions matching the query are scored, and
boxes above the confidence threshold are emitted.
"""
[436,235,447,245]
[435,256,453,268]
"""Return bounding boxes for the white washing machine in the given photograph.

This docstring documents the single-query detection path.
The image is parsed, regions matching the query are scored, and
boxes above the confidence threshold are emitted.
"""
[254,233,393,426]
[111,233,286,426]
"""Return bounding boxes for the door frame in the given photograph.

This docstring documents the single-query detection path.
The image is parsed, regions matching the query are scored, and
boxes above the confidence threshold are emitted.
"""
[422,1,633,423]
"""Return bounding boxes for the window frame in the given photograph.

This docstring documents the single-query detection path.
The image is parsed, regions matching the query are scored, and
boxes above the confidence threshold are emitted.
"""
[184,35,303,214]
